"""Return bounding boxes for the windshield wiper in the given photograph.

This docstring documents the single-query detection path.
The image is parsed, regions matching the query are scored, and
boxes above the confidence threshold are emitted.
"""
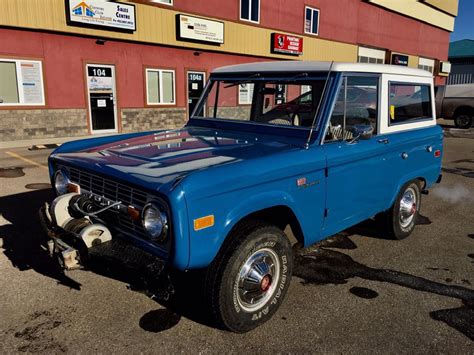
[224,73,261,88]
[265,72,309,85]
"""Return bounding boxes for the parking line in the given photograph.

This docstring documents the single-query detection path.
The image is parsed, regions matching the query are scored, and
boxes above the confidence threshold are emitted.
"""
[5,151,49,170]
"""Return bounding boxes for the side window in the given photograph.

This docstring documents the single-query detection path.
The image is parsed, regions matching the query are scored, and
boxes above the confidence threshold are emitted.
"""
[388,83,432,124]
[326,76,378,142]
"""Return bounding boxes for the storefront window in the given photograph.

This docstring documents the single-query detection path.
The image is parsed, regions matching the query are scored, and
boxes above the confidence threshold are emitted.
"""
[304,6,319,35]
[240,0,260,23]
[0,59,45,106]
[418,57,434,73]
[358,47,385,64]
[146,68,175,105]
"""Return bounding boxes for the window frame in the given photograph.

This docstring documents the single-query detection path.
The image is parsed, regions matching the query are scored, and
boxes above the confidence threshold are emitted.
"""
[323,73,381,144]
[148,0,173,6]
[379,74,435,134]
[304,6,320,36]
[0,57,46,107]
[387,81,433,126]
[144,67,176,106]
[240,0,260,24]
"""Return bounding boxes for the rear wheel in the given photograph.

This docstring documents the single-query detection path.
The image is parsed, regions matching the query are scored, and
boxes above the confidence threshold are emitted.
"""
[206,221,293,333]
[377,180,421,240]
[454,111,472,129]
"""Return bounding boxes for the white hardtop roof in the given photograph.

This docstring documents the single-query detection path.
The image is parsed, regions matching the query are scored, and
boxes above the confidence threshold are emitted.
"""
[212,61,433,78]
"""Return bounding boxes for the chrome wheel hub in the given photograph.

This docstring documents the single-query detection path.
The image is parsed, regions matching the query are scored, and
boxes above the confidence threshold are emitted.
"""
[236,248,280,312]
[399,187,417,228]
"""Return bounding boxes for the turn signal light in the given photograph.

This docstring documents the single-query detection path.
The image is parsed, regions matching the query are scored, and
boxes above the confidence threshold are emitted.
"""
[127,206,141,221]
[434,150,441,158]
[67,183,81,193]
[194,215,214,231]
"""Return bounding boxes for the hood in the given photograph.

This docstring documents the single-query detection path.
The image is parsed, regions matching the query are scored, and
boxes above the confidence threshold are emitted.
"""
[51,126,300,192]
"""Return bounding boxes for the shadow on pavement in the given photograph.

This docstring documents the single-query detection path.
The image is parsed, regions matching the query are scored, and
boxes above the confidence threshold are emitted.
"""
[1,189,473,338]
[0,189,82,289]
[294,233,474,341]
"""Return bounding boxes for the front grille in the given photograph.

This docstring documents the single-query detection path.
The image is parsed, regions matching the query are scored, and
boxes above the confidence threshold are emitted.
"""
[63,166,150,240]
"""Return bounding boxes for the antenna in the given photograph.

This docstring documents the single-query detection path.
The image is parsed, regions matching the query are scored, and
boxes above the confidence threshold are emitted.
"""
[304,61,334,149]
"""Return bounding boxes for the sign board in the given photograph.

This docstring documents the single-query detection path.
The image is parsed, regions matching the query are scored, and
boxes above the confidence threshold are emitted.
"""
[177,14,224,45]
[87,66,113,92]
[66,0,136,32]
[440,61,451,75]
[20,62,44,104]
[271,33,303,56]
[391,53,409,66]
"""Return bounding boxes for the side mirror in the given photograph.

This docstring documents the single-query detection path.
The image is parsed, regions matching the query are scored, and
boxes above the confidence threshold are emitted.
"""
[348,125,374,142]
[264,97,270,109]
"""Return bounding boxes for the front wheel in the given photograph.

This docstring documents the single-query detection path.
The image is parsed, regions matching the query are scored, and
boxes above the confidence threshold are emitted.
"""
[206,222,293,333]
[377,180,421,240]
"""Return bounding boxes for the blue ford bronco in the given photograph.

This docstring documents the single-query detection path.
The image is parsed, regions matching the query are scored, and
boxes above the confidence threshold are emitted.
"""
[41,61,443,332]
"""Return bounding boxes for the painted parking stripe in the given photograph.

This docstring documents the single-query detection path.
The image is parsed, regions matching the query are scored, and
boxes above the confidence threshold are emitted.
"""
[5,151,48,170]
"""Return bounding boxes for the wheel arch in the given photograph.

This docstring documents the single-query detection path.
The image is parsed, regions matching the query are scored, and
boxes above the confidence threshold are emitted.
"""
[453,105,474,117]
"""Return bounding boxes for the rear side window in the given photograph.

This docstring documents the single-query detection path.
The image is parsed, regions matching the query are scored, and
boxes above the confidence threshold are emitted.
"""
[389,83,432,125]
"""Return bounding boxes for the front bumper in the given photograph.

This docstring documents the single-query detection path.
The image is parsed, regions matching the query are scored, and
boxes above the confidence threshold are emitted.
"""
[38,202,174,300]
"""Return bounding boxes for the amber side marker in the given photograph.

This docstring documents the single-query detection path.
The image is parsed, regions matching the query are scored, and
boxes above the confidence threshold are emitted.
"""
[67,183,81,193]
[128,206,141,221]
[194,215,215,231]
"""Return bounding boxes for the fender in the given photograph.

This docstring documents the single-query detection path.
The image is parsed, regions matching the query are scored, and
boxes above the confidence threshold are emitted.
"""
[186,189,309,269]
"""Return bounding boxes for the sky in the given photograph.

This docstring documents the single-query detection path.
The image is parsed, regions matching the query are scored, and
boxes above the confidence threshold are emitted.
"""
[450,0,474,42]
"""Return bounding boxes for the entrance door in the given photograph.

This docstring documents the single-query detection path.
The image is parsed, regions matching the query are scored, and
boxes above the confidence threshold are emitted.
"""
[86,64,118,133]
[187,71,206,116]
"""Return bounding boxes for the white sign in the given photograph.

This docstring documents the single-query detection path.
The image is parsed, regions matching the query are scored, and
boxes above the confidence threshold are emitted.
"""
[440,61,451,74]
[67,0,136,31]
[97,99,107,107]
[20,62,44,104]
[177,14,224,44]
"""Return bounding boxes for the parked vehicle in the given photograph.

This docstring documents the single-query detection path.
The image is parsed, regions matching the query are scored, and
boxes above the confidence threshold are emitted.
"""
[435,83,474,128]
[40,61,443,333]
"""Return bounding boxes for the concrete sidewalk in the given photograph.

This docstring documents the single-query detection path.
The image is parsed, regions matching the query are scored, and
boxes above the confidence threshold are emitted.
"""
[0,133,119,150]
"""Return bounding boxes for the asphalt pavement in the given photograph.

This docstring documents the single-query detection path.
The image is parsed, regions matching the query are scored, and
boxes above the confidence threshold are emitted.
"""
[0,130,473,353]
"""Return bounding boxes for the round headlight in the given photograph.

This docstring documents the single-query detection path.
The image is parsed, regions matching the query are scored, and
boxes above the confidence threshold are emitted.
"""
[54,170,70,195]
[142,202,168,241]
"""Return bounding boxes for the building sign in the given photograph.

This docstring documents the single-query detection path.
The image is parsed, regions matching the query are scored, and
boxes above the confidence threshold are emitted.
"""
[66,0,136,32]
[440,61,451,75]
[87,66,113,92]
[20,62,44,104]
[391,53,409,66]
[177,14,224,45]
[271,33,303,56]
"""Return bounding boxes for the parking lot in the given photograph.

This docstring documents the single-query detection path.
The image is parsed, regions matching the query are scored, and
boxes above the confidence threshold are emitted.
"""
[0,128,473,353]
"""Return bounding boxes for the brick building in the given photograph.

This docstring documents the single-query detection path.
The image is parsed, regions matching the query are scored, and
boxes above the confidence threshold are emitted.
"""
[0,0,458,142]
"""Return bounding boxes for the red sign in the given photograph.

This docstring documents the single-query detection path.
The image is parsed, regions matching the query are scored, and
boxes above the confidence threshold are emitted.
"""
[271,33,303,56]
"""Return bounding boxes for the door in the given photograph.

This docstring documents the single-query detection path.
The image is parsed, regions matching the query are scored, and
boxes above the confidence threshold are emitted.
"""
[86,64,118,134]
[321,75,392,238]
[187,71,206,116]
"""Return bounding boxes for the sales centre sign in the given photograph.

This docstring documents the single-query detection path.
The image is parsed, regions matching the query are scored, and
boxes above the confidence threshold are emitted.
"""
[66,0,136,32]
[271,33,303,56]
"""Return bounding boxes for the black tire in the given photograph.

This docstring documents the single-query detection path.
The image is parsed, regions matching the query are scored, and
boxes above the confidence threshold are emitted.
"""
[206,221,293,333]
[454,111,473,129]
[377,180,421,240]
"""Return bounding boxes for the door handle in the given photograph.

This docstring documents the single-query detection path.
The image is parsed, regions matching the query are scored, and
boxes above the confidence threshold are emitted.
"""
[377,138,389,144]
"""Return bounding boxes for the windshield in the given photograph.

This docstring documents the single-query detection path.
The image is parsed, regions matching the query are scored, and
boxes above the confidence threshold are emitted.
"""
[191,74,328,129]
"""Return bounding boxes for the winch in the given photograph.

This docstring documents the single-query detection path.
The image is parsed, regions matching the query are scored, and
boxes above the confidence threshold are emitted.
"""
[40,193,113,270]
